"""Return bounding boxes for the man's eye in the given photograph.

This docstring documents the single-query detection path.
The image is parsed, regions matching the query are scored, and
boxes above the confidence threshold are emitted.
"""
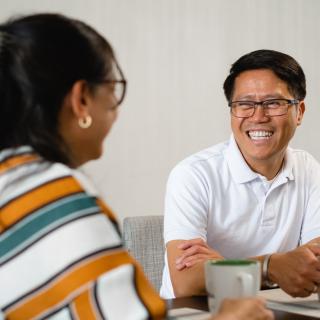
[264,100,281,108]
[238,102,253,108]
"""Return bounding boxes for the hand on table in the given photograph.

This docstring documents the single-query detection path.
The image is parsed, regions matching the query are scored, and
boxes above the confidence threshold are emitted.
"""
[269,244,320,297]
[214,297,274,320]
[175,238,223,270]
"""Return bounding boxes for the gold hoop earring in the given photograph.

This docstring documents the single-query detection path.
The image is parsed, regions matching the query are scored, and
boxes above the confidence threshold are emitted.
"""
[78,115,92,129]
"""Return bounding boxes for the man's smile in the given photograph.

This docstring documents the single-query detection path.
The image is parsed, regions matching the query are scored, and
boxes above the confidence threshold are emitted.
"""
[247,130,274,140]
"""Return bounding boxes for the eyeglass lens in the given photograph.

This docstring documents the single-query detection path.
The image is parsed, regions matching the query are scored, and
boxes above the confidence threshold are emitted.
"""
[229,99,296,118]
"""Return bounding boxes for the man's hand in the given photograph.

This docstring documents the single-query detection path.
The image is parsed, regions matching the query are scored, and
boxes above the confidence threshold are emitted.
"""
[214,298,274,320]
[175,238,224,270]
[167,238,221,296]
[268,245,320,297]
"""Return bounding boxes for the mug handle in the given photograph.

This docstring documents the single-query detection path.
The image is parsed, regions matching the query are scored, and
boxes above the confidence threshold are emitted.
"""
[237,273,253,296]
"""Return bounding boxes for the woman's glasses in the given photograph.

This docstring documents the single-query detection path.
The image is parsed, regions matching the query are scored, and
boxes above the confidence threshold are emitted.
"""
[101,62,127,108]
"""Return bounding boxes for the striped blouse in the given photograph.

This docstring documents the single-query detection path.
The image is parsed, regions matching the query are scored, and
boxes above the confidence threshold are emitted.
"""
[0,146,166,320]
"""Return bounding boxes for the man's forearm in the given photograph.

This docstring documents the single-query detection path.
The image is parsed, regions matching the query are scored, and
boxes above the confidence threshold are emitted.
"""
[166,239,224,297]
[170,260,206,297]
[251,245,320,297]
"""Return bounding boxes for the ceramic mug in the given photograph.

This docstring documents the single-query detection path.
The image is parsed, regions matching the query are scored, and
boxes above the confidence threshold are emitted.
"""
[205,259,261,314]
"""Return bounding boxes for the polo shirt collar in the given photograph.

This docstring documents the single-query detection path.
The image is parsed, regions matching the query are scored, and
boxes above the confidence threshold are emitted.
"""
[224,135,294,184]
[281,147,295,181]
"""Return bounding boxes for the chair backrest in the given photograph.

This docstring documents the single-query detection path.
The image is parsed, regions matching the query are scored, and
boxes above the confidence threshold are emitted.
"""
[122,215,164,292]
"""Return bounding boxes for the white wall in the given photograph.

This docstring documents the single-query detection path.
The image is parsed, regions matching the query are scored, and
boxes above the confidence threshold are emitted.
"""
[1,0,320,222]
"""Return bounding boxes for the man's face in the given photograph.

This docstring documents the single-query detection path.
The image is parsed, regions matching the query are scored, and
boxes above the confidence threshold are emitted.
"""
[230,69,305,172]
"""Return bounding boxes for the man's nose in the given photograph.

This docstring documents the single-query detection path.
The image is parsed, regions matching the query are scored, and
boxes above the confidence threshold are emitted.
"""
[250,105,269,121]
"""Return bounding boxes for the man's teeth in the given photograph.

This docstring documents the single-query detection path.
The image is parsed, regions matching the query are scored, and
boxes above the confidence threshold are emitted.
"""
[248,131,273,140]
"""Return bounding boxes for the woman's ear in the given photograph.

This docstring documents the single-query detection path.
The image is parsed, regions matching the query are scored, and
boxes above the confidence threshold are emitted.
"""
[296,101,305,126]
[66,80,92,119]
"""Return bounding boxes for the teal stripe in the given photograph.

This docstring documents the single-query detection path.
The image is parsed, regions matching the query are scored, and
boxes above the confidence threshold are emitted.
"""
[0,193,99,261]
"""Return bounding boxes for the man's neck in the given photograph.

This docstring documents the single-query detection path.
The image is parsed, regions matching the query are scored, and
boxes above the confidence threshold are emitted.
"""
[249,157,284,180]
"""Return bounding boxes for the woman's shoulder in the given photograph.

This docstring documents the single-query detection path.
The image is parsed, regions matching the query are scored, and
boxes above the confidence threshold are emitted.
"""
[0,146,96,195]
[0,146,104,227]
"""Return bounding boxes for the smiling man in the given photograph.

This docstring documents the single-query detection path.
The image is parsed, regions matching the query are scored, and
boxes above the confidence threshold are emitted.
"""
[160,50,320,299]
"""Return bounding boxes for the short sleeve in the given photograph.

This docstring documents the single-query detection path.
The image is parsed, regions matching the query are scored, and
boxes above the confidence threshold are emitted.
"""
[164,162,210,244]
[300,155,320,244]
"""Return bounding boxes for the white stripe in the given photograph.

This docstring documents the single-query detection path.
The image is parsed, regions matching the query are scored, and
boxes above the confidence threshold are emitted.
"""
[0,146,32,162]
[1,193,93,241]
[33,282,92,320]
[46,307,72,320]
[0,162,72,207]
[96,264,148,320]
[0,195,100,264]
[0,214,121,307]
[73,169,99,197]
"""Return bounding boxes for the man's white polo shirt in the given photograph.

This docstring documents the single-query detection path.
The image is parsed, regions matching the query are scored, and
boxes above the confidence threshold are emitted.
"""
[160,135,320,298]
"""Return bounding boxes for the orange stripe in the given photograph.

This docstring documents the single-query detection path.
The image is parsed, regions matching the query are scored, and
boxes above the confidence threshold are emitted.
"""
[96,199,118,224]
[0,176,83,228]
[134,262,167,319]
[5,251,131,318]
[0,223,4,234]
[72,289,97,320]
[7,250,166,319]
[0,153,39,175]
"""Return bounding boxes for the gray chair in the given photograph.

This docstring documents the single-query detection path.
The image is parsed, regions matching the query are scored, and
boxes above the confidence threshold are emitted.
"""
[122,215,164,292]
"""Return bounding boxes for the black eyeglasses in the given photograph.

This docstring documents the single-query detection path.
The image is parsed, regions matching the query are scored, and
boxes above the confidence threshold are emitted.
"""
[103,79,127,107]
[228,98,300,118]
[101,62,127,108]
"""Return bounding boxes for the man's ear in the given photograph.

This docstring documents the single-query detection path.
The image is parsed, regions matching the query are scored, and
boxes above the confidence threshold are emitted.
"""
[67,80,92,119]
[296,101,305,126]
